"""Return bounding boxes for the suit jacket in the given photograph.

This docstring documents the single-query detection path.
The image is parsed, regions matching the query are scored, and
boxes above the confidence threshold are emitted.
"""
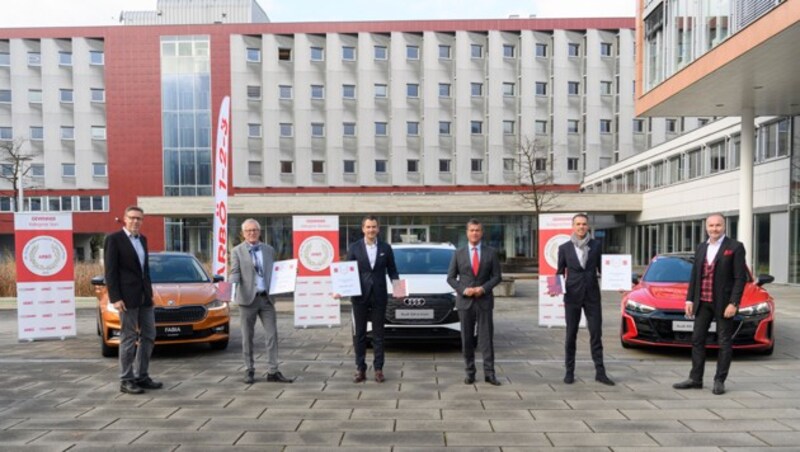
[229,241,275,306]
[346,239,399,305]
[686,236,747,316]
[447,243,502,311]
[104,229,153,309]
[556,238,602,305]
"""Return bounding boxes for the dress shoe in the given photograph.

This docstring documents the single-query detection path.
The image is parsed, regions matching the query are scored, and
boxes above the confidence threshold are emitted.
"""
[120,380,144,394]
[266,371,294,383]
[374,370,385,383]
[712,380,725,395]
[464,375,476,384]
[136,377,163,389]
[244,370,255,384]
[353,370,366,383]
[563,373,575,384]
[673,379,703,389]
[484,375,502,386]
[595,374,615,386]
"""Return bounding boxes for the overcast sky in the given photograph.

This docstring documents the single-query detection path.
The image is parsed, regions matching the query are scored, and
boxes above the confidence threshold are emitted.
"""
[0,0,635,28]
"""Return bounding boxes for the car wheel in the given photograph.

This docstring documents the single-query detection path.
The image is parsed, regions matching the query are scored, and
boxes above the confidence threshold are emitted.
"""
[209,338,229,351]
[100,335,117,358]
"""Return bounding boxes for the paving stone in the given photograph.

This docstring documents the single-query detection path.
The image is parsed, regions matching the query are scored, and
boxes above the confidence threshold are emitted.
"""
[237,431,343,446]
[297,419,394,431]
[490,419,591,433]
[350,408,440,420]
[586,419,690,432]
[395,419,492,432]
[342,431,444,446]
[685,419,793,432]
[531,409,626,420]
[445,432,549,447]
[621,408,721,420]
[134,430,244,445]
[649,432,768,447]
[31,430,143,444]
[750,431,800,446]
[0,430,49,445]
[11,418,115,430]
[711,408,800,420]
[200,417,301,431]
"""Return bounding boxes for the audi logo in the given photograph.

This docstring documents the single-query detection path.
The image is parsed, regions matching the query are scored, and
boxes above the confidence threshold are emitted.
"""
[403,298,426,307]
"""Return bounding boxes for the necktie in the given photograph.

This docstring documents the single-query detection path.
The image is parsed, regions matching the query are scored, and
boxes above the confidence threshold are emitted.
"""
[249,246,263,277]
[471,247,479,276]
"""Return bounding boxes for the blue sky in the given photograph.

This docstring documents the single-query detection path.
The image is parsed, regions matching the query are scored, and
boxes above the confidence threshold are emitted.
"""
[0,0,635,28]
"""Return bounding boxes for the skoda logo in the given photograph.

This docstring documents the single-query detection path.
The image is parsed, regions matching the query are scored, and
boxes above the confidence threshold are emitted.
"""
[168,300,175,306]
[403,298,426,307]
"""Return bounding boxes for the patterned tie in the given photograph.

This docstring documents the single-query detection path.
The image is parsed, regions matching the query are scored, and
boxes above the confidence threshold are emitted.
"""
[471,247,479,276]
[249,245,263,277]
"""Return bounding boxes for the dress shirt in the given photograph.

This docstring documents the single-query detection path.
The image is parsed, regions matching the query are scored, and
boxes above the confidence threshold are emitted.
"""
[365,240,378,269]
[573,244,585,268]
[470,242,482,263]
[706,234,725,265]
[248,243,266,292]
[123,227,145,271]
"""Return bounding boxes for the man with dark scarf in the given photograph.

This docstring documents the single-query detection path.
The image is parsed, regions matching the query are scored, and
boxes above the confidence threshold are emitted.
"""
[553,213,614,386]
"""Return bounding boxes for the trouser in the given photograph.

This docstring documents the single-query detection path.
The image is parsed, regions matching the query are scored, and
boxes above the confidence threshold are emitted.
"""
[564,301,605,374]
[689,301,734,383]
[352,299,386,372]
[459,304,495,377]
[239,294,279,374]
[119,304,156,382]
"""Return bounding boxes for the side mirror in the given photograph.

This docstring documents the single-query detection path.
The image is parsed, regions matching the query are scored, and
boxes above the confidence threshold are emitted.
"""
[631,273,640,285]
[91,276,105,286]
[212,274,225,283]
[756,274,774,287]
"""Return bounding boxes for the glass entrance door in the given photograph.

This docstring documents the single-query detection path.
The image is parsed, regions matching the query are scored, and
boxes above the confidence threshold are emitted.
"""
[388,226,429,244]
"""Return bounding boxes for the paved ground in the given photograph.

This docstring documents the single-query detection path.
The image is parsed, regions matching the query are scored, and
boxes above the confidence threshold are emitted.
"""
[1,280,799,451]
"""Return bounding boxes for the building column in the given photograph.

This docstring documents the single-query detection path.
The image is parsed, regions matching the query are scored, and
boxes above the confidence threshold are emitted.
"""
[739,107,755,268]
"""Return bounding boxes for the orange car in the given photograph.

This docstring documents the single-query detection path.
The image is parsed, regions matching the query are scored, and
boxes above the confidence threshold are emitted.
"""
[92,252,230,357]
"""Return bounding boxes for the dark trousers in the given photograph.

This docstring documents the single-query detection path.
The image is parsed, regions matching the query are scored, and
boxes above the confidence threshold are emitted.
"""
[119,304,156,382]
[459,305,495,377]
[564,301,605,374]
[689,301,734,383]
[352,299,386,372]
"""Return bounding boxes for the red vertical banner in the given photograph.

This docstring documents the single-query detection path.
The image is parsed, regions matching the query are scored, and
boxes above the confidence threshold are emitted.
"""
[14,212,76,341]
[538,213,575,327]
[292,216,340,328]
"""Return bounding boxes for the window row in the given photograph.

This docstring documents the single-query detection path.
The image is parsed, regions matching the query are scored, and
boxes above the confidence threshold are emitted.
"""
[0,88,105,104]
[0,162,107,178]
[253,119,529,138]
[0,125,106,141]
[0,50,104,67]
[0,195,109,213]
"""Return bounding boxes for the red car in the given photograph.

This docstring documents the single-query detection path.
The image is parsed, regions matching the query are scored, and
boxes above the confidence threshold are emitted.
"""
[620,253,775,354]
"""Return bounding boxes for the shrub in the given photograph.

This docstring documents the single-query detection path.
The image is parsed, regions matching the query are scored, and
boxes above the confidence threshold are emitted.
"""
[0,258,104,297]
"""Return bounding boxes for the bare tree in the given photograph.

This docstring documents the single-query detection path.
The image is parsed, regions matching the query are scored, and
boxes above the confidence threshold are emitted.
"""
[0,138,37,212]
[515,136,560,214]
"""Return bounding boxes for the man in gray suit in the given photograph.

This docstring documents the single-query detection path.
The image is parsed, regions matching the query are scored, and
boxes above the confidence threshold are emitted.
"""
[447,219,503,386]
[229,219,293,384]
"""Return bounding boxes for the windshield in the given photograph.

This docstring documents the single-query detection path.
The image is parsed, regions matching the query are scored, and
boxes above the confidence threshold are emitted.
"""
[642,256,693,283]
[149,254,211,284]
[394,248,454,275]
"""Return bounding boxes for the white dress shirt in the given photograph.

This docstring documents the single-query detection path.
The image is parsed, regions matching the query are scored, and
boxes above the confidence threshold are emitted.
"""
[365,240,378,269]
[706,234,726,265]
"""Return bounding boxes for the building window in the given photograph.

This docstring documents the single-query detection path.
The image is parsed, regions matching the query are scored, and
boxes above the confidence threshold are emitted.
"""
[62,163,76,177]
[503,120,515,135]
[0,52,10,66]
[247,85,261,100]
[535,43,547,58]
[278,85,292,99]
[60,196,72,211]
[60,89,74,103]
[709,141,726,173]
[311,84,324,99]
[568,43,580,57]
[502,44,516,58]
[344,160,356,174]
[59,51,72,66]
[374,84,388,98]
[407,159,419,173]
[406,83,419,98]
[471,159,483,172]
[470,44,483,58]
[342,46,356,61]
[374,45,388,60]
[30,126,43,141]
[278,47,292,61]
[438,45,451,59]
[600,119,612,134]
[470,121,483,134]
[91,126,106,140]
[567,157,579,172]
[279,123,293,137]
[439,159,451,173]
[343,122,356,137]
[567,120,579,134]
[310,46,324,61]
[698,118,710,127]
[28,89,43,103]
[92,163,107,177]
[248,123,262,138]
[406,45,420,60]
[534,158,547,172]
[311,122,325,137]
[687,148,702,179]
[375,159,387,173]
[666,118,677,133]
[1,164,13,176]
[312,160,325,174]
[633,119,645,133]
[375,122,388,136]
[28,52,41,66]
[0,90,10,103]
[600,81,613,95]
[502,82,515,96]
[470,82,483,97]
[439,121,451,135]
[342,84,356,99]
[89,50,104,65]
[0,127,12,140]
[60,126,74,140]
[280,160,293,174]
[668,155,684,183]
[30,164,44,178]
[406,121,419,136]
[246,48,261,62]
[535,82,547,96]
[90,88,105,103]
[438,83,451,98]
[504,158,516,172]
[568,81,580,95]
[600,42,613,57]
[535,120,547,135]
[248,161,262,176]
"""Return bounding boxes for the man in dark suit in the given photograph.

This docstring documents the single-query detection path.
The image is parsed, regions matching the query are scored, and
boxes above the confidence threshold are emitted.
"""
[104,206,162,394]
[673,213,747,395]
[554,213,614,386]
[447,219,503,386]
[345,215,399,383]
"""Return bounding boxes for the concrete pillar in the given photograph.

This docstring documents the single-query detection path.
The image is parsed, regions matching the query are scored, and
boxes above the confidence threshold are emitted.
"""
[739,107,754,268]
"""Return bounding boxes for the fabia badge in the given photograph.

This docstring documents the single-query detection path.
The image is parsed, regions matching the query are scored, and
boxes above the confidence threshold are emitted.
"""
[22,236,68,277]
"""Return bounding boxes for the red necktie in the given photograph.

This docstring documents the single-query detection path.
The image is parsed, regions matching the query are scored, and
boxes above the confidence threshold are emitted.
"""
[471,247,479,276]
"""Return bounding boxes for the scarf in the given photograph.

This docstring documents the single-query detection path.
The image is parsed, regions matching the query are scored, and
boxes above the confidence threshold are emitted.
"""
[570,233,590,268]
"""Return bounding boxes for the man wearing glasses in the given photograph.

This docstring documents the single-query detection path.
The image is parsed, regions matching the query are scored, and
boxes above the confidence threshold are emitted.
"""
[104,206,162,394]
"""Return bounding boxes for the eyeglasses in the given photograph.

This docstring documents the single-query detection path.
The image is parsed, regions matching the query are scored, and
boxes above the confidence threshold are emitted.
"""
[243,229,260,233]
[126,216,143,221]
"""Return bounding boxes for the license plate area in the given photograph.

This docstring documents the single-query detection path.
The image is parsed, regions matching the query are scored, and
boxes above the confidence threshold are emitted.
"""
[672,320,716,333]
[395,309,434,320]
[157,325,193,338]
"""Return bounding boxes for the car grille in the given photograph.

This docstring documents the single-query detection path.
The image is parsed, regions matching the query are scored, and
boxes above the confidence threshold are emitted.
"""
[386,294,458,325]
[631,310,763,345]
[155,306,207,323]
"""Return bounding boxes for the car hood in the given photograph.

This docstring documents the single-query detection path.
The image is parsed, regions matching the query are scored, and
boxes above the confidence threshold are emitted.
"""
[152,283,217,306]
[626,281,771,309]
[386,274,454,295]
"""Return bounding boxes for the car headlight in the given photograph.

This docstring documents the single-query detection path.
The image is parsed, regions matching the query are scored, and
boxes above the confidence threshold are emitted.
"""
[206,299,227,310]
[738,302,771,316]
[106,301,119,313]
[625,299,656,314]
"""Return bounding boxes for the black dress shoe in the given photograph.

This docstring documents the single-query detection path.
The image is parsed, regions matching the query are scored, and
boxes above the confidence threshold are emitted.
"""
[563,373,575,384]
[353,370,366,383]
[595,374,615,386]
[244,370,255,384]
[136,377,163,389]
[673,379,703,389]
[464,375,476,384]
[712,380,725,395]
[266,371,294,383]
[120,380,144,394]
[484,376,502,386]
[374,370,385,383]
